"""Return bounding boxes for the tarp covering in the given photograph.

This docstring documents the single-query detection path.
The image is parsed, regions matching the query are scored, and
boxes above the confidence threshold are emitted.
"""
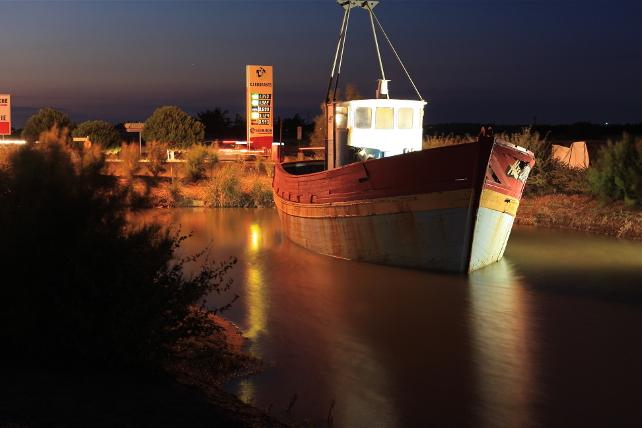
[552,141,589,169]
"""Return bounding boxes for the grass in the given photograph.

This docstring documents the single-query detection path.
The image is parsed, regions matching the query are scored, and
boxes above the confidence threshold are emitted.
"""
[205,164,274,208]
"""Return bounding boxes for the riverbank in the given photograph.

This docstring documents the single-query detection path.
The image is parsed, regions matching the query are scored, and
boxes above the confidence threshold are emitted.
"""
[516,194,642,240]
[131,176,641,240]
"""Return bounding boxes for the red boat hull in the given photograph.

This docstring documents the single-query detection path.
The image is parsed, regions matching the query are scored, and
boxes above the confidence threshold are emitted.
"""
[272,139,535,272]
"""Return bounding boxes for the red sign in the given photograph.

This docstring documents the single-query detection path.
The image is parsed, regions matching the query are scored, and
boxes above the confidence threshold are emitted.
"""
[0,94,10,136]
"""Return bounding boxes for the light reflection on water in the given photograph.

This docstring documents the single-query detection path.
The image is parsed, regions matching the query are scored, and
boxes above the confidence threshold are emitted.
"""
[137,209,642,427]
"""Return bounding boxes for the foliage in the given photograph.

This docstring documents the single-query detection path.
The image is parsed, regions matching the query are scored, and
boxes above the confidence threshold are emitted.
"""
[198,108,231,139]
[21,107,72,143]
[120,143,140,180]
[310,83,361,146]
[207,164,247,207]
[73,120,120,149]
[423,134,473,149]
[0,137,236,368]
[205,164,274,208]
[587,133,642,206]
[146,141,168,177]
[142,106,205,149]
[184,144,217,182]
[249,178,274,208]
[498,127,574,196]
[255,155,274,177]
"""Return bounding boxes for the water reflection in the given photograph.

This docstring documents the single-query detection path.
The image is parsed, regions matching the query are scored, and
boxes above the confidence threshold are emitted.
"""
[469,261,536,428]
[244,223,268,344]
[134,209,642,427]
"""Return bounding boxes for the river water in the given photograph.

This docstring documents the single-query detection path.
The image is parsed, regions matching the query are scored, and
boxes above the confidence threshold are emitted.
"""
[141,208,641,428]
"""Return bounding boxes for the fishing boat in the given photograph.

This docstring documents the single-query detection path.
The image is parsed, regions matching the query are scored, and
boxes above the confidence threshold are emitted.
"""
[272,0,535,273]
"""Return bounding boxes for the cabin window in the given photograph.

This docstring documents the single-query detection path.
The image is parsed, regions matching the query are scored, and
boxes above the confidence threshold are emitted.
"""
[398,108,414,129]
[335,107,348,129]
[375,107,394,129]
[355,107,372,129]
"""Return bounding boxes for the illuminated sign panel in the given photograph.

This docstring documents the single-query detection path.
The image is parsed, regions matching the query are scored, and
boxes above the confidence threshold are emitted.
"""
[0,94,11,136]
[124,122,145,132]
[246,65,273,150]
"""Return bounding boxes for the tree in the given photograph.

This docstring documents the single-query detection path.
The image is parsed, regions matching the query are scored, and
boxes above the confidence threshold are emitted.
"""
[22,107,72,143]
[0,134,236,368]
[72,120,120,148]
[310,84,361,146]
[198,108,231,139]
[142,106,205,149]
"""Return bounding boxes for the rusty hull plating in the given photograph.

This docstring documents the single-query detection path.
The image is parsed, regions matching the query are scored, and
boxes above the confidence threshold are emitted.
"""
[272,136,535,273]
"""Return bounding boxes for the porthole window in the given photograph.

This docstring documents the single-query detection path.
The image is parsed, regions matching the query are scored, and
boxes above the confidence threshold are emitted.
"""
[375,107,394,129]
[355,107,372,129]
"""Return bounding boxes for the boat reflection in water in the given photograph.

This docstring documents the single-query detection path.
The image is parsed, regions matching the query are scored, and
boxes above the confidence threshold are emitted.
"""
[469,261,536,428]
[135,208,642,427]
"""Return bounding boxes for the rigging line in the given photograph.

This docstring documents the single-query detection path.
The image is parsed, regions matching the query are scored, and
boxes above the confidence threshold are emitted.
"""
[366,2,388,99]
[372,10,425,102]
[326,6,350,103]
[333,5,353,101]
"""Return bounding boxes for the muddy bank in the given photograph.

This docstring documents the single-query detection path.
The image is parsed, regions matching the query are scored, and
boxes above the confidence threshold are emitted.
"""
[516,194,642,240]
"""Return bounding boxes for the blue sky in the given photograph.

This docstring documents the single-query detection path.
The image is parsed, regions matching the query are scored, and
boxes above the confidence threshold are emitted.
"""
[1,0,640,126]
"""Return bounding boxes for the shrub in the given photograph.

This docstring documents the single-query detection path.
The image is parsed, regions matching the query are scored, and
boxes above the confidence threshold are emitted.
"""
[73,120,120,148]
[120,143,140,180]
[0,137,236,368]
[500,127,567,195]
[423,134,473,149]
[249,178,274,208]
[21,107,72,143]
[185,144,217,182]
[146,141,167,177]
[587,133,642,206]
[142,106,205,149]
[206,164,249,207]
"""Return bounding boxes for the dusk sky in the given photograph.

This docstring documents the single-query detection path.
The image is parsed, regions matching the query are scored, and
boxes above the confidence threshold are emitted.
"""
[1,0,640,127]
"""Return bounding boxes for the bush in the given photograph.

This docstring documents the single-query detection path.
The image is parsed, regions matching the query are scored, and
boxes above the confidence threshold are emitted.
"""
[73,120,120,148]
[206,164,249,207]
[499,127,569,195]
[21,107,72,143]
[423,134,473,149]
[146,141,167,177]
[185,145,217,182]
[255,156,275,178]
[142,106,205,149]
[0,137,236,368]
[120,143,140,180]
[249,178,274,208]
[588,133,642,206]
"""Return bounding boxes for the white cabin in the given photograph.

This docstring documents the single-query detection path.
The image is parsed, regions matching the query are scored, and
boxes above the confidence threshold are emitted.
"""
[326,98,426,169]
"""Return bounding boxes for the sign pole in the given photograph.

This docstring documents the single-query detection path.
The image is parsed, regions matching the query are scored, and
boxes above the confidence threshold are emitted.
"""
[139,131,142,155]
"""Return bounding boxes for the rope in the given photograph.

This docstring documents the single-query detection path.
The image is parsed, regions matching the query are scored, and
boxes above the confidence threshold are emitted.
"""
[333,6,353,101]
[366,3,388,98]
[371,10,425,101]
[326,6,350,103]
